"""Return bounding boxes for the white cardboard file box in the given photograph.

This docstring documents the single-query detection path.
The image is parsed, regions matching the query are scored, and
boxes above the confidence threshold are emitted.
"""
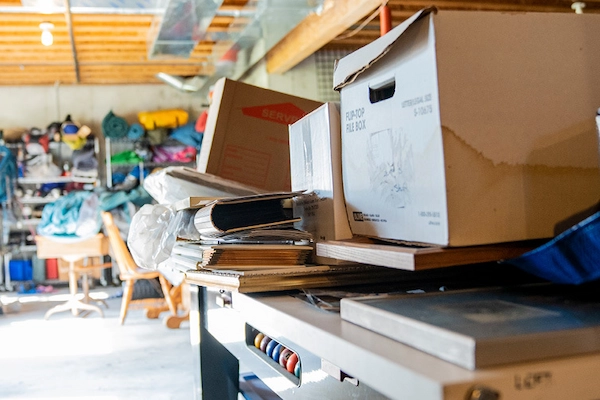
[333,8,600,246]
[289,103,353,264]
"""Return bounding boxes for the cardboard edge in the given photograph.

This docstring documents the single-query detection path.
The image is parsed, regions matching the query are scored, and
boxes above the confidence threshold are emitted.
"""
[332,7,435,91]
[197,77,229,173]
[327,103,354,240]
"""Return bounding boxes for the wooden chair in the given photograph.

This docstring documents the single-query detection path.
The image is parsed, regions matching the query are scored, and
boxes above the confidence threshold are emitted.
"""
[101,211,180,325]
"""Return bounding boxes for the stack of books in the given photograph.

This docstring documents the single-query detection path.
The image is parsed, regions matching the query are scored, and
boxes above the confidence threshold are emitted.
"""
[168,191,421,292]
[171,191,314,272]
[172,242,313,271]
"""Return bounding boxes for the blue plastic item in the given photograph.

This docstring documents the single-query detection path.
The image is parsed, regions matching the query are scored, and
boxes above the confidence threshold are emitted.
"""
[504,211,600,285]
[170,122,203,148]
[9,259,33,281]
[127,123,145,140]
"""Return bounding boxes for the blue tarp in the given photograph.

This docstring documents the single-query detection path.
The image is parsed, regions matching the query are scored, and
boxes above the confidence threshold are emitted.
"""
[504,211,600,285]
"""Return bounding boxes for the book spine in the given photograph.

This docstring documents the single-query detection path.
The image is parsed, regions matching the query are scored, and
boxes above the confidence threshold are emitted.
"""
[193,205,223,237]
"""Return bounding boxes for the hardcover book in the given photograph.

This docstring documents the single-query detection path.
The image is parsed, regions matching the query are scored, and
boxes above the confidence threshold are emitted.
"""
[192,191,303,237]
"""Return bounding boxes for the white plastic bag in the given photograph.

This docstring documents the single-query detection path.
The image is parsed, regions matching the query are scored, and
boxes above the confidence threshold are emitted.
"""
[75,192,101,237]
[127,204,178,270]
[143,166,263,204]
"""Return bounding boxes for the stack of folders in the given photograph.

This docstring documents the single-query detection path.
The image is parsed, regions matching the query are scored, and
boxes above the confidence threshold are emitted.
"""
[180,261,408,293]
[171,242,313,271]
[170,191,418,292]
[172,191,317,275]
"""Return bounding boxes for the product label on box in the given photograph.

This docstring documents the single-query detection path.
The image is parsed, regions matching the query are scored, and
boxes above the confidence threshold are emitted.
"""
[293,194,336,241]
[401,93,433,117]
[345,107,367,133]
[242,103,308,125]
[351,211,387,224]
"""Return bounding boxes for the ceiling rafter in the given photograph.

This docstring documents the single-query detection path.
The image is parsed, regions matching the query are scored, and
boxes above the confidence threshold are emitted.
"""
[1,0,599,85]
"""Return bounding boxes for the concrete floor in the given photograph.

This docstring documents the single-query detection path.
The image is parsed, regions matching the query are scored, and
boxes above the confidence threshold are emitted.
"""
[0,286,195,400]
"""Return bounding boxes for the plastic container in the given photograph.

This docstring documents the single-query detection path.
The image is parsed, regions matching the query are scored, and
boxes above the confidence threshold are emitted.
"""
[9,259,33,281]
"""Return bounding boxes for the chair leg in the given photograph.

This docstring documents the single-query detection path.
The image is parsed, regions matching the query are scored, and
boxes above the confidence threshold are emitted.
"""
[120,279,134,325]
[159,275,178,316]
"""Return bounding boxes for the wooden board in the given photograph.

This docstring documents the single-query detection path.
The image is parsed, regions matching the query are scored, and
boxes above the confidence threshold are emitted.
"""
[36,233,109,259]
[316,238,542,271]
[184,264,410,293]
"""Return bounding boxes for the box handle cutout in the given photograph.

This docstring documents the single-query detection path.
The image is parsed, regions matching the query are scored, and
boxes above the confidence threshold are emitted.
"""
[369,77,396,103]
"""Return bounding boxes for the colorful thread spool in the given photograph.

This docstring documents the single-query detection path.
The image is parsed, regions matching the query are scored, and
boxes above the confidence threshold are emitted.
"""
[286,352,299,374]
[279,348,293,368]
[294,360,301,378]
[254,333,265,349]
[265,340,278,358]
[272,344,284,362]
[260,336,272,353]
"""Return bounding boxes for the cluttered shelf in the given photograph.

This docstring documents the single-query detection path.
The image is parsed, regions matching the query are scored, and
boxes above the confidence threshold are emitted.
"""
[148,161,599,399]
[17,176,97,185]
[1,104,208,292]
[188,280,600,400]
[103,109,202,189]
[149,48,600,397]
[84,4,600,399]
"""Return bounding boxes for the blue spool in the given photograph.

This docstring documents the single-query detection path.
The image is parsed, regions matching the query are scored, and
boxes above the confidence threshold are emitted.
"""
[272,344,284,362]
[265,340,278,358]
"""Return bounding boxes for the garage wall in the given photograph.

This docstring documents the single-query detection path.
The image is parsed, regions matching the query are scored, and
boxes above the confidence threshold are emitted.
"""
[242,53,321,101]
[0,84,206,135]
[0,53,330,139]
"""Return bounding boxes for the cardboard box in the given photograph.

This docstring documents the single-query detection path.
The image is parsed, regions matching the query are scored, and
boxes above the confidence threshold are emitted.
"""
[289,103,353,264]
[333,8,600,246]
[198,78,322,191]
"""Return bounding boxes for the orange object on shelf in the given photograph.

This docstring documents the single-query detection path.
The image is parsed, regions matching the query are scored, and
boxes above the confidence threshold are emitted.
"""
[45,258,58,280]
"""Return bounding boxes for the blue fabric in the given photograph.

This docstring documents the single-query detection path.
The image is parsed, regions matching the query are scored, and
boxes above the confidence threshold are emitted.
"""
[0,145,17,203]
[127,123,145,140]
[99,186,153,211]
[128,165,150,180]
[503,211,600,285]
[99,190,130,211]
[37,191,93,237]
[111,172,127,185]
[102,110,129,138]
[170,122,203,148]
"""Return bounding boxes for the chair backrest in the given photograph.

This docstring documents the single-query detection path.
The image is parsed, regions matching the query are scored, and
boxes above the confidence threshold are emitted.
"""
[101,211,138,276]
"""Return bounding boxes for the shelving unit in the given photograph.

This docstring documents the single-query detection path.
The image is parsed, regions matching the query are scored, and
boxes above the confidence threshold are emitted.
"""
[18,176,97,185]
[1,138,101,291]
[105,137,197,188]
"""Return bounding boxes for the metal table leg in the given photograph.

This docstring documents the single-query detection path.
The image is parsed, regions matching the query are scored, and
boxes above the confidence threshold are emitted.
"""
[190,285,239,400]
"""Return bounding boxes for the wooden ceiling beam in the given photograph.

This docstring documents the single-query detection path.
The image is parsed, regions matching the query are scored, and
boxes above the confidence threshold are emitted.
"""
[70,14,153,24]
[266,0,383,75]
[3,0,600,85]
[63,0,80,83]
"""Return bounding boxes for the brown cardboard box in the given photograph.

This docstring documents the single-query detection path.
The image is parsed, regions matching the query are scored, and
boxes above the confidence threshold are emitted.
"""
[197,78,322,191]
[333,8,600,246]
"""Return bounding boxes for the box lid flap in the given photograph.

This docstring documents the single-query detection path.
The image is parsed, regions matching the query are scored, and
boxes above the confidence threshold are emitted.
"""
[333,7,435,91]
